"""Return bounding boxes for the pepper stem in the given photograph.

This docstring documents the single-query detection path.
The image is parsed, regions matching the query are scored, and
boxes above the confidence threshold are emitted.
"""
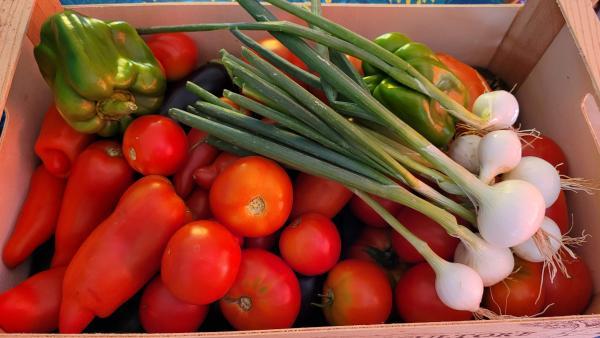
[97,91,137,120]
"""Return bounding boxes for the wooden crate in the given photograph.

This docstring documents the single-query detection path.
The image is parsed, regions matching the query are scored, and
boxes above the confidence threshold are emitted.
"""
[1,0,600,336]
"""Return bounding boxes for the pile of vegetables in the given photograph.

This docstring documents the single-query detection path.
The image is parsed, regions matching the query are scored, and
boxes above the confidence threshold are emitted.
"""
[0,1,594,334]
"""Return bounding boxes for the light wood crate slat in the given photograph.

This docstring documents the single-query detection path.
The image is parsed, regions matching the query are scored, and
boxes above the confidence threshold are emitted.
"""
[0,0,36,115]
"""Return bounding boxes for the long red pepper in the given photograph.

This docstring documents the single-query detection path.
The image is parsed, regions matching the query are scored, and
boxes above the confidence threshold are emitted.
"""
[34,105,94,178]
[0,267,66,333]
[59,175,187,333]
[2,165,66,268]
[51,141,135,267]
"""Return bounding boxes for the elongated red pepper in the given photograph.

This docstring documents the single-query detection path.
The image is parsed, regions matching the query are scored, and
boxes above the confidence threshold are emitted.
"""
[2,165,66,268]
[193,152,240,190]
[34,105,95,178]
[51,141,135,267]
[59,175,187,333]
[0,267,66,333]
[173,129,219,198]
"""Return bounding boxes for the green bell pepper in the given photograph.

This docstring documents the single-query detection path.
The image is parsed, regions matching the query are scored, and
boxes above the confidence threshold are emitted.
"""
[34,10,166,136]
[363,33,468,147]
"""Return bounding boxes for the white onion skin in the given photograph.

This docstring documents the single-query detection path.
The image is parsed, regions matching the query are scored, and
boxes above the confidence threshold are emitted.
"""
[513,217,562,262]
[473,90,519,130]
[448,135,481,174]
[477,179,545,248]
[434,262,484,312]
[503,156,561,208]
[478,130,522,184]
[454,236,515,287]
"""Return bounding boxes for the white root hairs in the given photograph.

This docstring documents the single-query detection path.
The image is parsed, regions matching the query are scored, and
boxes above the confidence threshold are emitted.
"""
[532,227,589,284]
[455,123,540,145]
[560,175,600,195]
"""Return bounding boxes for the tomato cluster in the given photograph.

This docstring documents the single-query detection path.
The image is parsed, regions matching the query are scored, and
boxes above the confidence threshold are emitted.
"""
[0,32,594,335]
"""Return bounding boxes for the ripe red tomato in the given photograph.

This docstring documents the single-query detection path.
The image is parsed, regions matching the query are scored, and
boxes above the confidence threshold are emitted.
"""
[321,259,392,325]
[483,257,545,316]
[185,188,211,220]
[546,190,569,235]
[291,173,353,219]
[139,276,209,333]
[279,213,341,276]
[543,255,592,316]
[220,249,301,330]
[349,194,402,228]
[348,227,404,286]
[521,134,569,175]
[391,208,459,263]
[395,263,472,322]
[209,156,293,237]
[147,33,198,81]
[161,220,241,305]
[122,115,188,176]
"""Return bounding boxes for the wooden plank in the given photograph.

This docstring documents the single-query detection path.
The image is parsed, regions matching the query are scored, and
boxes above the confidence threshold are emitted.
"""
[558,0,600,99]
[488,0,565,88]
[0,0,36,115]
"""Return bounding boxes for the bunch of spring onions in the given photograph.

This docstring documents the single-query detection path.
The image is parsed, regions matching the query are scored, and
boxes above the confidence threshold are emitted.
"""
[138,0,576,315]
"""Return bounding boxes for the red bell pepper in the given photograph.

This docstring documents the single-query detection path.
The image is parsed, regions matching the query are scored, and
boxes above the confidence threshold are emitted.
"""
[51,141,135,267]
[193,152,240,190]
[2,165,66,268]
[173,129,219,198]
[0,267,66,333]
[34,105,95,178]
[59,175,187,333]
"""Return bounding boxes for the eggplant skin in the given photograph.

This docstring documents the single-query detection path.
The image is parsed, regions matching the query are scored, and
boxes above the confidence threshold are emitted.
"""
[159,62,234,115]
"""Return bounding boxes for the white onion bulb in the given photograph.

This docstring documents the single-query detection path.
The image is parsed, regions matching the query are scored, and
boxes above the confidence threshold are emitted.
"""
[454,235,514,286]
[513,217,562,262]
[435,261,484,312]
[473,90,519,130]
[503,156,561,208]
[448,135,481,174]
[477,179,545,248]
[478,130,522,184]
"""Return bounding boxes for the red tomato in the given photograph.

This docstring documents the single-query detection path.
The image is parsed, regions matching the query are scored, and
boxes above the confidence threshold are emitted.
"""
[185,188,211,220]
[209,156,293,237]
[349,194,402,228]
[139,276,209,333]
[122,115,188,176]
[521,134,569,175]
[244,232,278,251]
[545,190,569,235]
[483,257,545,316]
[147,33,198,81]
[391,208,459,263]
[193,152,240,190]
[543,255,592,316]
[321,259,392,325]
[289,53,309,72]
[348,227,404,286]
[258,38,293,61]
[395,263,472,322]
[291,173,353,219]
[220,249,301,330]
[161,221,241,305]
[279,213,341,276]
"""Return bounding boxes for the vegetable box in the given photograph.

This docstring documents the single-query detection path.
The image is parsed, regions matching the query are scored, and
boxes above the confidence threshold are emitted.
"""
[2,0,600,336]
